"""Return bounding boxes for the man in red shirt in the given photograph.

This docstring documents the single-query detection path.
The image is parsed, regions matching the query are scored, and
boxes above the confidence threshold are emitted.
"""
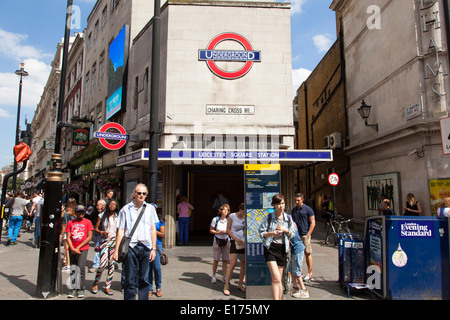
[65,205,94,298]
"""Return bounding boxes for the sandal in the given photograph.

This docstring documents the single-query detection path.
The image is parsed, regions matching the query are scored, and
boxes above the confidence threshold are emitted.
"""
[91,285,98,294]
[105,288,113,295]
[156,289,162,297]
[223,285,230,296]
[148,292,153,299]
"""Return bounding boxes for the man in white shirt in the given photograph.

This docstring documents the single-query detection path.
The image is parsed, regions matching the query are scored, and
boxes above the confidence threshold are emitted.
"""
[113,183,158,300]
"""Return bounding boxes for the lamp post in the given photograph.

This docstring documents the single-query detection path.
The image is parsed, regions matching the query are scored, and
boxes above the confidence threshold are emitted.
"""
[357,99,378,131]
[12,63,29,190]
[34,0,72,299]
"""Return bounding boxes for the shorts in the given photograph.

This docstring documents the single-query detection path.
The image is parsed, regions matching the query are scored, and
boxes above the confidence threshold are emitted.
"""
[301,235,312,255]
[230,239,245,254]
[289,251,304,277]
[264,243,287,267]
[213,238,230,262]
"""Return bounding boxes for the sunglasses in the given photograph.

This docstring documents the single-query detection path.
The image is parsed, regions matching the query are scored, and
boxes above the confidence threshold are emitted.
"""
[136,192,147,196]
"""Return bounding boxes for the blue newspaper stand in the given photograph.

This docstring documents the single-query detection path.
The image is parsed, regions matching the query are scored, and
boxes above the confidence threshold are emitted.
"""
[365,216,450,300]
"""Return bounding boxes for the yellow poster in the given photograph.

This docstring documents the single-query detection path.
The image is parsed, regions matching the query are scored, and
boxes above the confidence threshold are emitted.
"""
[429,179,450,216]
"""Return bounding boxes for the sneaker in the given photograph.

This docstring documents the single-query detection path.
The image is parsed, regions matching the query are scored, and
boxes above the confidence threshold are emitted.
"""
[211,275,217,284]
[300,289,310,299]
[303,274,314,282]
[67,290,76,298]
[6,239,11,246]
[77,289,85,298]
[291,287,301,298]
[88,267,97,273]
[221,276,226,283]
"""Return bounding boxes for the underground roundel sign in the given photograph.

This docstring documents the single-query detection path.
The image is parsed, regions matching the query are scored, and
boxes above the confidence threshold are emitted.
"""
[94,122,129,150]
[199,32,261,80]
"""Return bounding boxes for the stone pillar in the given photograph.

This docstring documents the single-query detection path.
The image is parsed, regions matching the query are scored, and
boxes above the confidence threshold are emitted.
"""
[162,164,177,248]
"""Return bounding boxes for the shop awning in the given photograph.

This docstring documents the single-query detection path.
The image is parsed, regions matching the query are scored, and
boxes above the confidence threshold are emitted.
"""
[116,148,333,167]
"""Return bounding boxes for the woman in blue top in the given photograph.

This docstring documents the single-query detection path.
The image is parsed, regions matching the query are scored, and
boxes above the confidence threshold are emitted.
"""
[259,194,296,300]
[149,206,165,298]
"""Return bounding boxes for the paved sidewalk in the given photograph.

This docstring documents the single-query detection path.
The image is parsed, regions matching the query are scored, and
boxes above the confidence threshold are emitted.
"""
[0,223,372,301]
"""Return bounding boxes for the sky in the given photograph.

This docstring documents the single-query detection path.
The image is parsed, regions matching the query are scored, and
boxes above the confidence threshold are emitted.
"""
[0,0,336,170]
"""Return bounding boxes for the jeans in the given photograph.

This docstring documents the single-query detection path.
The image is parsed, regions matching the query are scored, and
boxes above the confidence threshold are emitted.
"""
[69,250,88,290]
[178,217,190,244]
[7,216,23,243]
[122,242,150,300]
[149,242,162,291]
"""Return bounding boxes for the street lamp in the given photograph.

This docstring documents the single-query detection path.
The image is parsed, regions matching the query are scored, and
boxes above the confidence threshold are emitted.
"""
[357,99,378,131]
[12,63,29,190]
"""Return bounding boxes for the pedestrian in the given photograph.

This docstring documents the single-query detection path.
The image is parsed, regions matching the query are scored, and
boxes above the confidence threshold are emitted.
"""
[5,190,29,246]
[65,205,94,298]
[91,199,119,295]
[381,198,395,216]
[89,199,106,273]
[259,194,296,300]
[149,205,165,298]
[30,191,43,247]
[209,204,230,284]
[61,197,77,270]
[403,193,422,216]
[289,225,309,299]
[212,192,228,213]
[291,193,316,282]
[437,197,450,217]
[113,183,158,300]
[177,196,194,246]
[104,189,116,208]
[223,202,246,296]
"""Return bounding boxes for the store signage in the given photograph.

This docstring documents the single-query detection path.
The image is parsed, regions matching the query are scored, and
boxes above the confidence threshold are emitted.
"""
[199,32,261,80]
[94,122,129,150]
[206,105,255,115]
[440,116,450,155]
[399,221,434,238]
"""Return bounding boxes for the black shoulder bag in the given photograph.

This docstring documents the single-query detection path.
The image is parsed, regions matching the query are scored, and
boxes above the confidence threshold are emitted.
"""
[117,204,146,263]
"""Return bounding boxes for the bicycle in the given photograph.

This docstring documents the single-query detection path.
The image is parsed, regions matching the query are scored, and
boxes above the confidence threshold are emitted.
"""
[282,249,292,294]
[325,214,352,246]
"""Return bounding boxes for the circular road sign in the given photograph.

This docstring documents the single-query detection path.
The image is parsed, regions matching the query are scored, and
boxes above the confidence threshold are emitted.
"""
[94,122,129,150]
[199,32,261,80]
[328,173,340,186]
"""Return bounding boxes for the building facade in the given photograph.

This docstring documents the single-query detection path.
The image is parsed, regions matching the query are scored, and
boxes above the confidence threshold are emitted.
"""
[330,0,450,223]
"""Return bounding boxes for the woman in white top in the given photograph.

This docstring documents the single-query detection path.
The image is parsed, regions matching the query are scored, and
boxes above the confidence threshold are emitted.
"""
[209,204,230,284]
[223,203,246,296]
[437,197,450,217]
[92,200,119,295]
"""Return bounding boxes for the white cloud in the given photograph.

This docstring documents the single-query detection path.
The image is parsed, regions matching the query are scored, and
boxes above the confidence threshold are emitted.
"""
[313,33,334,53]
[0,29,48,60]
[277,0,307,15]
[292,67,312,98]
[0,28,52,118]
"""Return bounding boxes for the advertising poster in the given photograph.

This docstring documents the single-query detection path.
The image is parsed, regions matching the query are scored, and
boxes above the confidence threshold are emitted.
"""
[362,172,400,217]
[429,178,450,216]
[106,25,130,120]
[244,164,280,287]
[365,217,384,297]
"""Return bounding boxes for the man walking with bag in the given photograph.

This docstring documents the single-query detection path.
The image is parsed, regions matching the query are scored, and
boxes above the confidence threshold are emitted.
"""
[113,183,158,300]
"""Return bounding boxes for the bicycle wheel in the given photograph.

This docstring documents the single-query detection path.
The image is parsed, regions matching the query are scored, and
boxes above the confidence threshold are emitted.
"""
[339,224,351,235]
[325,225,335,245]
[282,256,292,294]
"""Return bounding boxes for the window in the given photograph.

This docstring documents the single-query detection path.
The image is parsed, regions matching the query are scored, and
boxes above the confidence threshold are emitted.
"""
[92,63,97,92]
[94,20,99,40]
[87,32,92,51]
[102,5,108,27]
[144,67,149,104]
[111,0,121,12]
[99,52,105,85]
[134,76,139,109]
[85,71,90,98]
[76,57,82,79]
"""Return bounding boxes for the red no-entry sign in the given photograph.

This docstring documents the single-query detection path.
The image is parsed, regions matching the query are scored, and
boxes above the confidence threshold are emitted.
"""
[328,173,339,186]
[94,122,129,150]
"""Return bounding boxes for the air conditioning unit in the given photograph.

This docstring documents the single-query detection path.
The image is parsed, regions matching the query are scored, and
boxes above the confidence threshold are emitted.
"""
[324,135,330,149]
[329,132,342,149]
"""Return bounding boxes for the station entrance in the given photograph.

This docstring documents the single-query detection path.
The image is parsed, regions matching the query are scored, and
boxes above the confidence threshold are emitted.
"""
[182,166,244,238]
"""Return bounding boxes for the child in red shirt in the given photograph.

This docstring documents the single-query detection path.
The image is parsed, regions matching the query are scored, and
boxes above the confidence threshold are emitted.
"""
[65,205,94,298]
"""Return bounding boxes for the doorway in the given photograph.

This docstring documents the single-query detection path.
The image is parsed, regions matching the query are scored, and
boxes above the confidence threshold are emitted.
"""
[183,166,244,238]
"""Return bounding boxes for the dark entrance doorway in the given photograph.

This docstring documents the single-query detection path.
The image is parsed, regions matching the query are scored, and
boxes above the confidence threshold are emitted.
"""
[183,166,244,238]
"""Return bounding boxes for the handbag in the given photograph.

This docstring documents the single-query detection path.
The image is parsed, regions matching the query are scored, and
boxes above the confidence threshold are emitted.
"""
[116,204,146,263]
[156,246,168,265]
[215,236,228,247]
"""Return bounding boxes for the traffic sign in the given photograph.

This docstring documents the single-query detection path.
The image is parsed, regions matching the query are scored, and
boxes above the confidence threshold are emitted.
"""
[94,122,129,150]
[328,173,339,186]
[440,116,450,155]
